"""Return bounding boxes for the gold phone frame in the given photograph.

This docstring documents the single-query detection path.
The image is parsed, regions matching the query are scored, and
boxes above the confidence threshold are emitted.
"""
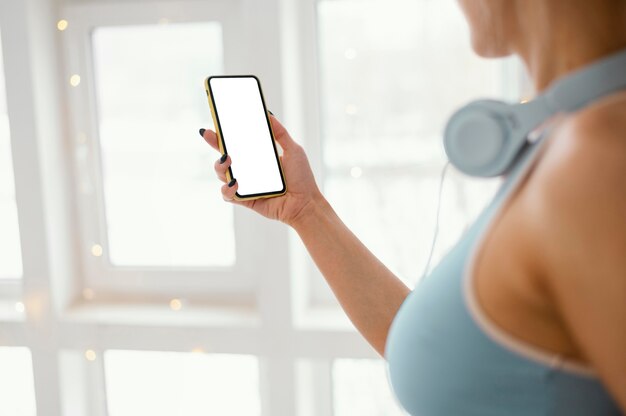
[205,75,287,201]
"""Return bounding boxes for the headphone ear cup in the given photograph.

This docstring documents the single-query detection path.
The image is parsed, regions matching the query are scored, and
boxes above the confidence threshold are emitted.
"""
[444,100,521,177]
[444,50,626,177]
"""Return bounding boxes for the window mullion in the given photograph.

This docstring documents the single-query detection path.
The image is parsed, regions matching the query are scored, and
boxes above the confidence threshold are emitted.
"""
[58,349,107,416]
[1,2,65,415]
[30,347,63,416]
[236,1,299,414]
[315,360,334,416]
[86,350,109,416]
[295,359,334,416]
[260,356,297,416]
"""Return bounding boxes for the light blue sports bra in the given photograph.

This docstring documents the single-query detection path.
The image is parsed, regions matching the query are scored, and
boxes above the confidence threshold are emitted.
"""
[385,134,622,415]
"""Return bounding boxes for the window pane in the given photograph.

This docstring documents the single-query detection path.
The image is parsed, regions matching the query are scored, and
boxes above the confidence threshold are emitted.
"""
[105,350,261,416]
[319,0,517,166]
[333,359,406,416]
[0,31,23,279]
[317,0,512,286]
[0,347,37,416]
[92,23,234,267]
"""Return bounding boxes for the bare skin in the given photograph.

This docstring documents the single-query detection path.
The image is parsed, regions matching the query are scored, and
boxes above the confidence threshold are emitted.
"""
[203,120,410,354]
[202,0,626,410]
[473,94,626,410]
[457,0,626,409]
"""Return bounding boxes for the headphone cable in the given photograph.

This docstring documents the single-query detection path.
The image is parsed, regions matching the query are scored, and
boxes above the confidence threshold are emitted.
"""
[421,161,450,280]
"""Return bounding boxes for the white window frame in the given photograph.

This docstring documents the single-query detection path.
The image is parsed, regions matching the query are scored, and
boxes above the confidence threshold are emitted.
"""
[0,26,23,306]
[1,0,378,415]
[62,0,292,300]
[0,281,21,302]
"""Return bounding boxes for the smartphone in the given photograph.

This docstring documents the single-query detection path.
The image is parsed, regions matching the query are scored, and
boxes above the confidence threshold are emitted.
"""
[205,75,286,201]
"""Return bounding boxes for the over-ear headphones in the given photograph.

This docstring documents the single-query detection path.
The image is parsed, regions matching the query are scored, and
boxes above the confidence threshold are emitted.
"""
[444,49,626,177]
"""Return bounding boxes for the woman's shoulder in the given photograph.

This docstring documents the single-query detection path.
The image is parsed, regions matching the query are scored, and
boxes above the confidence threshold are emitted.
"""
[511,90,626,272]
[558,90,626,158]
[519,90,626,269]
[523,93,626,408]
[535,91,626,196]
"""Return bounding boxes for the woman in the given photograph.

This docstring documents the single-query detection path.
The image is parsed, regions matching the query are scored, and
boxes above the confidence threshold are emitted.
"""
[200,0,626,413]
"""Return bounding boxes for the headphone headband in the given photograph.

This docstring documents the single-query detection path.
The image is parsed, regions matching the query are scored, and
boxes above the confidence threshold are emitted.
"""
[546,49,626,112]
[444,48,626,177]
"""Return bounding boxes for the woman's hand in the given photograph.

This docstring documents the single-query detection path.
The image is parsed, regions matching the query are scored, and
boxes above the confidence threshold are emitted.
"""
[200,115,323,227]
[202,115,409,356]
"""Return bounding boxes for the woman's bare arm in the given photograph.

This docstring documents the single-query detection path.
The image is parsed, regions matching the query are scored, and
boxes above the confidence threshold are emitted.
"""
[291,196,410,355]
[202,118,410,355]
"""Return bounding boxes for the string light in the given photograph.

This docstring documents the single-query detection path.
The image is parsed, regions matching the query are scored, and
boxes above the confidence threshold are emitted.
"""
[85,349,97,361]
[57,19,69,31]
[169,298,182,311]
[70,74,81,87]
[91,244,103,257]
[350,166,363,179]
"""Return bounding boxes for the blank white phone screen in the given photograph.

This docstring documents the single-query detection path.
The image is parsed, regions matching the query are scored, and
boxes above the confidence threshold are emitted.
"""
[209,77,284,197]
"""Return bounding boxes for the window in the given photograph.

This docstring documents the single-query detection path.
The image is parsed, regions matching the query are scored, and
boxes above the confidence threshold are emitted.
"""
[105,350,261,416]
[0,347,36,416]
[91,23,232,268]
[333,359,405,416]
[3,0,528,414]
[300,0,521,310]
[63,2,262,297]
[0,31,22,279]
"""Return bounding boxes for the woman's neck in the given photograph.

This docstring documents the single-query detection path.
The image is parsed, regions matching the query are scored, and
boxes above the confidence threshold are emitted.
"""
[513,1,626,92]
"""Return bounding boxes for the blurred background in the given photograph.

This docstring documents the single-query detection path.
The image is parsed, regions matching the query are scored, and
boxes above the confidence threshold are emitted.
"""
[0,0,529,414]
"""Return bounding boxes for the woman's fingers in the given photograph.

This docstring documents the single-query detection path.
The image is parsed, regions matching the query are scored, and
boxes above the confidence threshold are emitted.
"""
[214,154,240,202]
[214,154,231,182]
[268,115,299,152]
[221,178,238,201]
[199,128,220,151]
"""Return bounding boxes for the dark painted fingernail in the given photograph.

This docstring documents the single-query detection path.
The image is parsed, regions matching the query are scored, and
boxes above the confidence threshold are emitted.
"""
[268,110,274,116]
[219,154,228,164]
[228,178,237,187]
[199,128,206,137]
